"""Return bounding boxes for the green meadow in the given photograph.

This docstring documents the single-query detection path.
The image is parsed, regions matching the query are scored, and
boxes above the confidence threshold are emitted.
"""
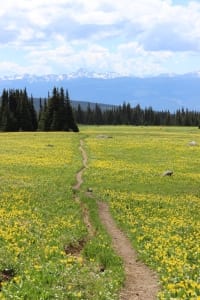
[83,126,200,299]
[0,126,199,299]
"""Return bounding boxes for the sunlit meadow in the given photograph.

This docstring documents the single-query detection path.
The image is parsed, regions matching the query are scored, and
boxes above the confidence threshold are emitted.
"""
[1,127,200,299]
[0,132,123,299]
[82,126,200,300]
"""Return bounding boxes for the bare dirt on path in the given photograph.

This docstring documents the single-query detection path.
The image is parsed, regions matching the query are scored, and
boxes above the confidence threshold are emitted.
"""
[73,140,95,238]
[73,140,87,191]
[74,139,160,300]
[98,202,159,300]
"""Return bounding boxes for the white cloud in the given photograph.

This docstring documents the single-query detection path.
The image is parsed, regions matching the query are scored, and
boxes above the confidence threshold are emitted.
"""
[0,0,200,76]
[0,60,52,75]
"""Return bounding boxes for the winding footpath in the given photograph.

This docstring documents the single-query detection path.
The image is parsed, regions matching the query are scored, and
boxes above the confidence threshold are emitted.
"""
[73,140,87,191]
[98,202,159,300]
[73,140,94,238]
[74,139,159,300]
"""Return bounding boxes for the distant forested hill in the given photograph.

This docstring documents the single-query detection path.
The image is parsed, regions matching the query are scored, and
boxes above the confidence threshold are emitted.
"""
[1,73,200,111]
[33,98,117,112]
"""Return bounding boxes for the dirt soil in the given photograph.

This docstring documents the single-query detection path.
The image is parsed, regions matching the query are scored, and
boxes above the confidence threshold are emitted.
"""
[73,140,87,191]
[75,140,160,300]
[98,202,159,300]
[73,140,95,239]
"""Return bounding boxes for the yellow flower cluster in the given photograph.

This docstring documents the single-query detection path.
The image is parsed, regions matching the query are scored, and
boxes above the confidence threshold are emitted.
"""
[85,126,200,299]
[0,132,73,167]
[0,132,88,298]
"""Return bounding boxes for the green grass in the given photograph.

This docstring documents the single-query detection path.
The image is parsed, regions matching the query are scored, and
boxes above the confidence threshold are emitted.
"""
[81,126,200,300]
[1,127,200,299]
[0,131,123,299]
[80,194,124,299]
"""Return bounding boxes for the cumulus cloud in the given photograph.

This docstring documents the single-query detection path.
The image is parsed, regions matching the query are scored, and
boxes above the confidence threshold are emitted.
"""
[141,22,200,51]
[0,0,200,76]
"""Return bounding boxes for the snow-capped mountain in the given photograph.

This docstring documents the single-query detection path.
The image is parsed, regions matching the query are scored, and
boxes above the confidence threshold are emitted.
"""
[0,70,122,82]
[1,71,200,111]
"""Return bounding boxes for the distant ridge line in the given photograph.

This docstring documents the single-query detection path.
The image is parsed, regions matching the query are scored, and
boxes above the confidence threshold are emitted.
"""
[32,98,118,112]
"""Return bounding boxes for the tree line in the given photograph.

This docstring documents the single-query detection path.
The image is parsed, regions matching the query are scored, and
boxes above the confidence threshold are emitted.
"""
[74,102,200,127]
[1,87,200,131]
[0,88,79,132]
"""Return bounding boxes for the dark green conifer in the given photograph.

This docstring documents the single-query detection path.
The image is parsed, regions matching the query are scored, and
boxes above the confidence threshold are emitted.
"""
[29,95,38,131]
[0,88,37,132]
[64,90,79,131]
[42,88,79,132]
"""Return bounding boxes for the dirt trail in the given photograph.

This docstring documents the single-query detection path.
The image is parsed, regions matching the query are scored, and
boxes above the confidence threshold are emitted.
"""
[73,140,94,238]
[98,202,159,300]
[73,140,87,191]
[75,139,159,300]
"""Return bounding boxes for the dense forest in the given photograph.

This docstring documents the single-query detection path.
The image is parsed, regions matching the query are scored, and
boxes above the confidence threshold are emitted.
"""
[1,87,200,131]
[74,102,200,127]
[0,88,79,132]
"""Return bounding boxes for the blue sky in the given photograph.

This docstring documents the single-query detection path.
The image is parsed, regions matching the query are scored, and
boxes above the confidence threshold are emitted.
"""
[172,0,190,4]
[0,0,200,77]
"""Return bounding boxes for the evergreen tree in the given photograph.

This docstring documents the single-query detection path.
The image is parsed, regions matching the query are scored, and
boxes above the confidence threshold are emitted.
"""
[18,89,33,131]
[175,109,182,125]
[86,104,94,125]
[75,104,85,124]
[44,87,58,130]
[0,88,37,132]
[64,90,79,131]
[41,88,79,132]
[94,104,103,125]
[29,95,38,131]
[38,99,48,131]
[38,98,43,129]
[165,110,171,126]
[132,104,142,125]
[0,89,9,131]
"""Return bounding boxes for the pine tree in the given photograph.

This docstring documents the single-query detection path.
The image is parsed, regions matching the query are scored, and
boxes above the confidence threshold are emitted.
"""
[42,88,79,132]
[0,88,37,132]
[94,104,103,125]
[75,104,85,124]
[64,90,79,131]
[86,104,94,125]
[38,99,48,131]
[45,87,58,130]
[1,89,19,131]
[0,89,9,131]
[29,95,38,130]
[18,89,33,131]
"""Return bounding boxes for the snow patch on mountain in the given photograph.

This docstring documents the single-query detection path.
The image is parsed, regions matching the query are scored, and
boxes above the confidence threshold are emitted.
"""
[1,71,200,111]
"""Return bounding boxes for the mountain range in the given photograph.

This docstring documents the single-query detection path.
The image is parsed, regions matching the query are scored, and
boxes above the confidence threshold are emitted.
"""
[1,71,200,111]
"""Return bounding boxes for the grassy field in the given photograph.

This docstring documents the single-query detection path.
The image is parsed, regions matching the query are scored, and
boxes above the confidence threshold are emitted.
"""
[82,126,200,300]
[0,132,123,299]
[0,127,200,299]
